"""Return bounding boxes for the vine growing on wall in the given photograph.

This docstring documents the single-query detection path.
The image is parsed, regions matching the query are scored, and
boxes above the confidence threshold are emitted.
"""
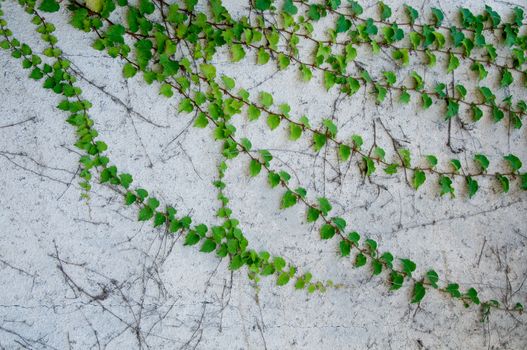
[1,0,526,324]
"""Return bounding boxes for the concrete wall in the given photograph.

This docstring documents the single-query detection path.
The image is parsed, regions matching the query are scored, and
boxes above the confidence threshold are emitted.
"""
[0,1,526,349]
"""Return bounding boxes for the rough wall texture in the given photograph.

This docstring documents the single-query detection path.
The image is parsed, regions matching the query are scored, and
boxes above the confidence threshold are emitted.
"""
[0,0,526,349]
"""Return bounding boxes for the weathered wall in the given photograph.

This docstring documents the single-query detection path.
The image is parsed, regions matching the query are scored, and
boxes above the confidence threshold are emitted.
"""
[0,1,526,349]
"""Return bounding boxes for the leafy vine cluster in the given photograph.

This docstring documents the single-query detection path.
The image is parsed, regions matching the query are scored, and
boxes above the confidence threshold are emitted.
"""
[1,0,526,323]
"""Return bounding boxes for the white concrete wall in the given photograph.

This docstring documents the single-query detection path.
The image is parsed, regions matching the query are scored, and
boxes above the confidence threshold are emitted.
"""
[0,1,526,349]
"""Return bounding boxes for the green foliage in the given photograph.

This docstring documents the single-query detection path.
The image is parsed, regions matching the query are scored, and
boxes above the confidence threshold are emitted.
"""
[39,0,60,12]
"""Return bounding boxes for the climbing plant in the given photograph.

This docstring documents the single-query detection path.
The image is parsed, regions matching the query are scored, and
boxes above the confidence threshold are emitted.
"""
[1,0,526,325]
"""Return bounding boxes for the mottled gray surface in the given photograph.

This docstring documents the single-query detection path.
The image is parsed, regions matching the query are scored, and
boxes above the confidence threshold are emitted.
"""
[0,1,526,349]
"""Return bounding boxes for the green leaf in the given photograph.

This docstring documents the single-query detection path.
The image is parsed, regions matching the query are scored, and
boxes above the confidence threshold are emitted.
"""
[365,239,377,255]
[257,48,270,65]
[471,105,483,121]
[348,231,360,245]
[139,0,155,14]
[455,84,467,99]
[371,259,383,275]
[123,63,137,78]
[431,8,444,27]
[383,71,396,86]
[439,176,455,197]
[427,270,439,288]
[446,283,461,298]
[409,32,421,49]
[384,164,398,174]
[354,253,367,267]
[405,5,418,24]
[421,93,433,109]
[496,174,510,193]
[500,69,513,87]
[230,44,246,62]
[277,272,290,286]
[412,170,426,189]
[249,159,262,177]
[323,119,338,137]
[374,147,385,160]
[138,206,154,221]
[136,188,148,200]
[399,149,411,167]
[300,65,313,81]
[200,63,216,80]
[277,53,290,70]
[281,190,297,209]
[339,144,351,161]
[474,154,489,171]
[283,0,298,15]
[323,71,336,90]
[200,239,216,253]
[320,224,336,239]
[255,0,272,11]
[289,123,302,141]
[339,240,351,257]
[411,282,426,303]
[390,272,404,290]
[392,49,409,66]
[491,106,504,123]
[178,98,193,113]
[240,138,252,150]
[374,84,387,103]
[332,217,346,231]
[521,173,527,191]
[445,100,459,120]
[259,91,273,107]
[351,135,363,150]
[273,256,286,271]
[400,258,416,277]
[229,255,244,270]
[395,87,408,103]
[380,252,393,268]
[29,67,43,80]
[466,287,480,305]
[425,50,437,67]
[125,192,137,205]
[184,232,201,246]
[426,155,438,168]
[247,105,261,121]
[39,0,60,12]
[379,2,392,20]
[220,75,235,91]
[467,176,479,198]
[504,154,522,171]
[345,44,357,62]
[313,133,326,152]
[318,197,332,215]
[147,197,160,210]
[120,173,133,189]
[336,15,351,33]
[363,156,376,176]
[267,114,281,130]
[159,84,173,98]
[306,207,320,222]
[450,159,462,172]
[447,53,460,73]
[193,112,208,128]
